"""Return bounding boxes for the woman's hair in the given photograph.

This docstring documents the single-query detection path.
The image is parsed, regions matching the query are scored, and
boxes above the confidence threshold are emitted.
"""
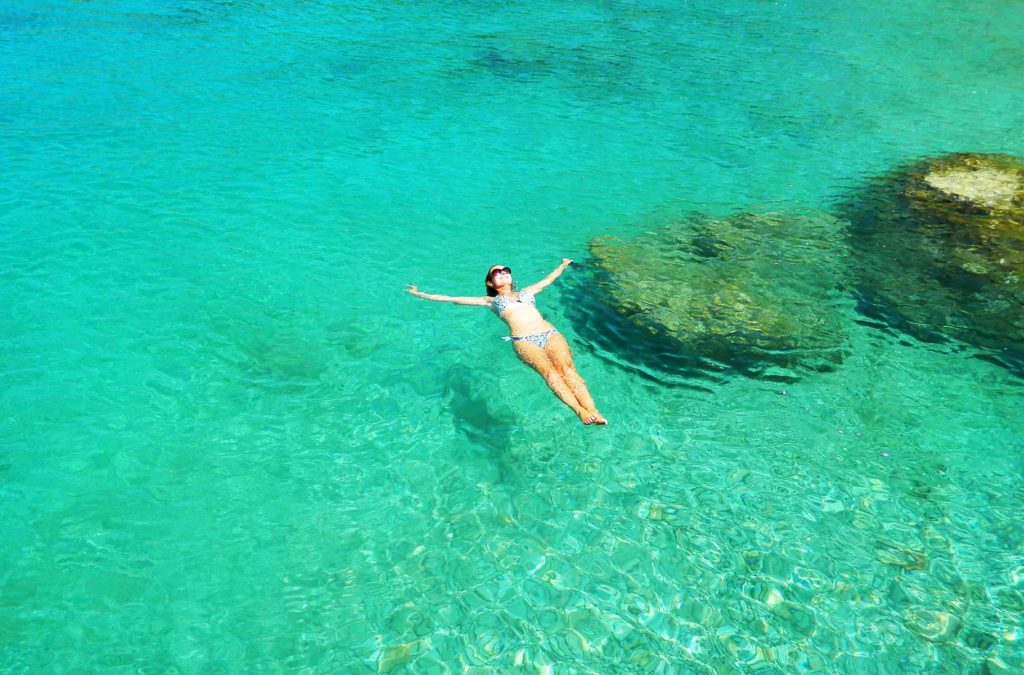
[485,266,500,296]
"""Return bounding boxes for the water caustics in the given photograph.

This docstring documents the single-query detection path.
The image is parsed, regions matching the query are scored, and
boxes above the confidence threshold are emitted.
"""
[1,0,1023,672]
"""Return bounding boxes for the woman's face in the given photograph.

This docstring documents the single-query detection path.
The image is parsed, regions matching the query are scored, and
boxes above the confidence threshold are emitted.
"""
[489,265,512,286]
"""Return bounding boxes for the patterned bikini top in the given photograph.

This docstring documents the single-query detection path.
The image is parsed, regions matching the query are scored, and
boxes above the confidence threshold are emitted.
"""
[491,290,536,316]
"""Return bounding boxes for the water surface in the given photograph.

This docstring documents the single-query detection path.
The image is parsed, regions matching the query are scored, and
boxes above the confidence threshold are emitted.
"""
[2,0,1023,671]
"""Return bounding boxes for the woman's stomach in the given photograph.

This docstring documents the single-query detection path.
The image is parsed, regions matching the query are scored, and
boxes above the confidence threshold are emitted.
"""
[502,309,555,336]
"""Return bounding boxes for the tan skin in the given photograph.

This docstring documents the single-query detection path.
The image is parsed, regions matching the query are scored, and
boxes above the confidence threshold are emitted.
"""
[406,260,607,425]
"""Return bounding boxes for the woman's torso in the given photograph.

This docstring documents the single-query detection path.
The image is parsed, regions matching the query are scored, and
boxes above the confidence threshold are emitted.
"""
[491,291,554,336]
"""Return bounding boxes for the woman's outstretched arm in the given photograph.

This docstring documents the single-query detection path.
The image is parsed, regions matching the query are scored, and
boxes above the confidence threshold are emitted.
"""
[521,259,573,295]
[406,285,492,307]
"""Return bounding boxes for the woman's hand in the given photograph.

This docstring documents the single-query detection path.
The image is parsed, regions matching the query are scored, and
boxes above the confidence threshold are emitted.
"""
[523,259,575,295]
[406,284,420,295]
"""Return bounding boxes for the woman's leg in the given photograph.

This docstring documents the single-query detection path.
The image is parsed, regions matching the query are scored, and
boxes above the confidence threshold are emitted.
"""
[544,333,606,424]
[512,340,593,424]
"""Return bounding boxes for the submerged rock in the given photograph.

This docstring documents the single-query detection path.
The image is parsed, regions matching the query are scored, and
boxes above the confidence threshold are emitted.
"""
[903,607,962,644]
[842,152,1024,373]
[908,153,1024,284]
[470,46,551,81]
[443,364,512,451]
[910,153,1024,222]
[875,540,928,571]
[583,210,850,380]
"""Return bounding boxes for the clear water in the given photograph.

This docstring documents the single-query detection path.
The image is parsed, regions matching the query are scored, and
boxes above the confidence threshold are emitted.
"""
[2,0,1023,671]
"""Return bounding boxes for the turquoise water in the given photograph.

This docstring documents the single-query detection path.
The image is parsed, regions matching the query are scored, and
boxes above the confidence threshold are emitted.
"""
[2,0,1023,671]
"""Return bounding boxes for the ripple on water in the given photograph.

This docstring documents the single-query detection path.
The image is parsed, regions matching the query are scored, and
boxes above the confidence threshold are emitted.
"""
[3,0,1024,671]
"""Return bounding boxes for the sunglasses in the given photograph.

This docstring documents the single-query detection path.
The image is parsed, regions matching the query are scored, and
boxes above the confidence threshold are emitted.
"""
[490,267,512,279]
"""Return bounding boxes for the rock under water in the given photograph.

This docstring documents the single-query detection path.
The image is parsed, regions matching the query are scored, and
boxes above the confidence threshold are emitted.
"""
[579,210,851,382]
[842,152,1024,374]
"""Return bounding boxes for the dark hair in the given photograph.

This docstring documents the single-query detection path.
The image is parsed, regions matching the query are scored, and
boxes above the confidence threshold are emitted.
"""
[485,265,500,296]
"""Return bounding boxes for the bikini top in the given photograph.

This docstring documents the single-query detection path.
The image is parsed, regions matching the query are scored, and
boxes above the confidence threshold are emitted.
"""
[491,290,536,316]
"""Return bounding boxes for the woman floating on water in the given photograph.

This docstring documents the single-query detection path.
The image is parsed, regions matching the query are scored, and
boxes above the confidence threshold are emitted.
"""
[407,260,607,425]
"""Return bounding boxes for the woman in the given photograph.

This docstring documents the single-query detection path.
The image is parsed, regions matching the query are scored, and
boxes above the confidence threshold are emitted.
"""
[406,260,607,425]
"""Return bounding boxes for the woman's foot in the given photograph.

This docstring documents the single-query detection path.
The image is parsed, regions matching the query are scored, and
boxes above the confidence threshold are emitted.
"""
[577,409,608,425]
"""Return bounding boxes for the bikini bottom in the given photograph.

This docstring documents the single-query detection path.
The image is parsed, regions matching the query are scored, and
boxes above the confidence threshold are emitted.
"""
[503,329,556,349]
